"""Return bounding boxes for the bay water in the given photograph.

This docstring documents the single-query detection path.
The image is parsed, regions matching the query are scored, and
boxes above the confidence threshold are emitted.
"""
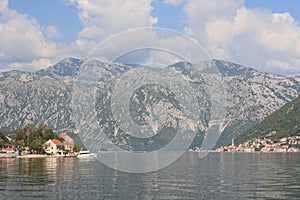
[0,152,299,199]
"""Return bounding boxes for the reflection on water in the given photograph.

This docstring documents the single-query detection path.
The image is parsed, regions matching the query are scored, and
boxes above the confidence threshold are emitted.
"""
[0,153,299,199]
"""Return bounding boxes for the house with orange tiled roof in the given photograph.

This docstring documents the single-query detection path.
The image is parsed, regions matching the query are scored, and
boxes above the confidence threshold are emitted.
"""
[58,133,74,152]
[44,139,64,155]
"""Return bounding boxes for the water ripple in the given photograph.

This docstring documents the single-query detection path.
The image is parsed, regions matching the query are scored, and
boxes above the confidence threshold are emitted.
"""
[0,153,299,199]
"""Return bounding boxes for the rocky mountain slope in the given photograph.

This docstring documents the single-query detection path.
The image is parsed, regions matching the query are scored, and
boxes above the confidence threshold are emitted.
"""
[207,60,300,146]
[236,95,300,144]
[0,70,72,131]
[0,57,299,148]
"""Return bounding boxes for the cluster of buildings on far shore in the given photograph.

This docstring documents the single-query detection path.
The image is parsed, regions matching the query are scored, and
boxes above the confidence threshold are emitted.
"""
[217,136,300,152]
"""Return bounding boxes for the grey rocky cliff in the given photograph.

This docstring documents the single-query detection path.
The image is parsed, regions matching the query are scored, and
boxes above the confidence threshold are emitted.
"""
[0,58,299,147]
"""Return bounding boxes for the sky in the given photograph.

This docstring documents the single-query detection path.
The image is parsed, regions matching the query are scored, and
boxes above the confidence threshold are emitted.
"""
[1,0,300,76]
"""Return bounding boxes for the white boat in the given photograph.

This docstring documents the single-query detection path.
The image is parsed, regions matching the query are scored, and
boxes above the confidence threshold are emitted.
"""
[77,150,95,158]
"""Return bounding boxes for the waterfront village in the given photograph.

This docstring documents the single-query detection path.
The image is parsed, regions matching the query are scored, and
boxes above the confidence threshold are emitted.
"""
[0,133,83,158]
[217,136,300,152]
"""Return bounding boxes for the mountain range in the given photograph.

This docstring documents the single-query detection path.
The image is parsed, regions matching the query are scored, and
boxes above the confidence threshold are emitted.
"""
[0,57,299,148]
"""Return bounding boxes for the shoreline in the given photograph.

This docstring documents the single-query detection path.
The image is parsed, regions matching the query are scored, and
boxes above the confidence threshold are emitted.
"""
[1,151,299,159]
[0,154,75,158]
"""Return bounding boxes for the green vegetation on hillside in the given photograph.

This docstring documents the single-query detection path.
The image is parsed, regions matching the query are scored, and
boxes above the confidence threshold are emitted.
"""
[236,96,300,144]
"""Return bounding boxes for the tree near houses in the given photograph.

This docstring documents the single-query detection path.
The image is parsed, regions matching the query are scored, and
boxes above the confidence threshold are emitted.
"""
[0,131,11,147]
[73,144,82,153]
[1,124,81,155]
[7,123,56,153]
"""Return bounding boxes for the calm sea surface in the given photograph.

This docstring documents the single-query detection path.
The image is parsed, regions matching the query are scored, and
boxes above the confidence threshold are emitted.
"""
[0,153,299,200]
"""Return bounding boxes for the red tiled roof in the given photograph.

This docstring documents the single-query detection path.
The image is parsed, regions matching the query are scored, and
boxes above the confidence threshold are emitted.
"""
[58,133,67,138]
[51,139,64,146]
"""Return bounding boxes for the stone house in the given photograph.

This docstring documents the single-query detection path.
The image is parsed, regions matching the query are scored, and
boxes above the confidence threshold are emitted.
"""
[44,139,64,155]
[58,133,74,152]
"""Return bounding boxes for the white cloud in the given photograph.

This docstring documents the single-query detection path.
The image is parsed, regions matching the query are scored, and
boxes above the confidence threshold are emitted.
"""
[7,58,53,72]
[85,28,209,67]
[0,1,57,70]
[67,0,158,57]
[184,0,300,75]
[46,25,60,40]
[0,0,204,71]
[2,0,300,76]
[0,0,8,11]
[163,0,185,6]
